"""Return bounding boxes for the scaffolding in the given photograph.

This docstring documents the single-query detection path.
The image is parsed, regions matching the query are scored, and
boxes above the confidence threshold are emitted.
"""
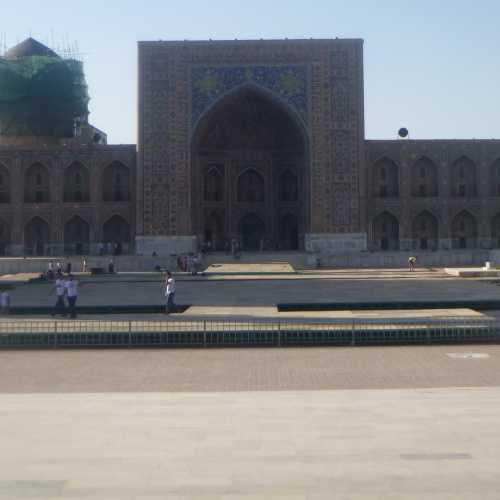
[0,44,89,137]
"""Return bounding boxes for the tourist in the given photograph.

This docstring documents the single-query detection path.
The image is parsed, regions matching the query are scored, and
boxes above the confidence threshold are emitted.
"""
[47,260,54,277]
[164,270,176,314]
[56,261,62,273]
[81,258,87,273]
[65,260,72,274]
[64,274,80,319]
[0,286,11,315]
[108,259,115,274]
[50,271,66,317]
[408,256,417,272]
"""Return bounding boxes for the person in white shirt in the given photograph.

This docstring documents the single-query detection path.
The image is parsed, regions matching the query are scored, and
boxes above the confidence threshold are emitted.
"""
[50,271,67,317]
[164,270,176,314]
[64,274,79,319]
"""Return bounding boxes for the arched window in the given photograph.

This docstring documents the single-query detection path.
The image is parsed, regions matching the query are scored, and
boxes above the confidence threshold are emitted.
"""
[64,162,90,202]
[0,164,11,203]
[411,157,438,197]
[451,157,476,197]
[279,169,298,202]
[237,169,265,203]
[204,166,224,202]
[373,158,398,198]
[64,216,90,255]
[24,217,50,255]
[372,212,399,250]
[451,211,477,249]
[412,211,438,250]
[24,163,50,203]
[103,162,130,202]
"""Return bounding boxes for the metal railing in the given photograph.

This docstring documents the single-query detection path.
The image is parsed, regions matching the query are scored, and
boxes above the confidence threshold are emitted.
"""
[0,317,498,349]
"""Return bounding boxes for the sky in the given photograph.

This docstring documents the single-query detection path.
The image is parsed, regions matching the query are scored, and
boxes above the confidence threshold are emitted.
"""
[2,0,499,144]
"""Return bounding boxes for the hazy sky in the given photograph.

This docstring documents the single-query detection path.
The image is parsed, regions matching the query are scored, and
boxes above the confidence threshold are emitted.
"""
[2,0,499,144]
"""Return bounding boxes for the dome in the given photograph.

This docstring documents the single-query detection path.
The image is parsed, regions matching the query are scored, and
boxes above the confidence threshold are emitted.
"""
[3,38,59,60]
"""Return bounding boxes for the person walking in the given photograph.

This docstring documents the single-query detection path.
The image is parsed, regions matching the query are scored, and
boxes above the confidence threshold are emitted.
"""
[81,258,87,273]
[64,274,79,319]
[50,272,67,317]
[164,270,176,314]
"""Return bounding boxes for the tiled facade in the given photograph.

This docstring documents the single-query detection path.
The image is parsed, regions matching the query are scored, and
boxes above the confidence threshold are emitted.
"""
[366,140,500,251]
[137,39,365,254]
[0,142,136,255]
[3,38,500,257]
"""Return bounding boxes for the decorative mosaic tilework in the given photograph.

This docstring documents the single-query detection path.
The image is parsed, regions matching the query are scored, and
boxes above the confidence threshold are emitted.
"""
[191,65,308,127]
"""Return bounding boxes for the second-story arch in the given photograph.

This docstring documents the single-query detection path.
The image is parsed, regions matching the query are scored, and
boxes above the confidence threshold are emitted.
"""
[24,163,50,203]
[411,157,438,197]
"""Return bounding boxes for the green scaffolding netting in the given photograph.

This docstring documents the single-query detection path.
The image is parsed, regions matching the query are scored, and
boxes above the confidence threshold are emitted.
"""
[0,55,89,136]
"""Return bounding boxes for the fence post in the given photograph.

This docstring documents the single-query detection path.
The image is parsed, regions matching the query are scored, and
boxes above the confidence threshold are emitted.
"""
[203,320,207,347]
[128,321,132,347]
[277,321,281,347]
[351,321,355,346]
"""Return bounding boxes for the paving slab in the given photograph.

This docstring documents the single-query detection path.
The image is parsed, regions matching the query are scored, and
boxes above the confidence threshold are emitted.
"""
[0,387,499,499]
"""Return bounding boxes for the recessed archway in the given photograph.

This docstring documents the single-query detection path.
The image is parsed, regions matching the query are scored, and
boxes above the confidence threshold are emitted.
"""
[64,215,90,255]
[239,213,266,251]
[191,85,309,250]
[103,215,131,254]
[24,216,50,256]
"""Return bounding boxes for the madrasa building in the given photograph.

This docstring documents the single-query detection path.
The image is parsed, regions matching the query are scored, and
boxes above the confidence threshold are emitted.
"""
[1,37,500,265]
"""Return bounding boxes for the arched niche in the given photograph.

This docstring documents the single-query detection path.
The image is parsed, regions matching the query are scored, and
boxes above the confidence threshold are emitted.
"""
[191,85,309,249]
[64,162,90,202]
[372,212,399,251]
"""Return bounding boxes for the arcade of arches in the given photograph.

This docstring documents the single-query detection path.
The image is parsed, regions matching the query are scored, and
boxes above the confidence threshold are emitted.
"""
[191,88,307,251]
[0,149,135,255]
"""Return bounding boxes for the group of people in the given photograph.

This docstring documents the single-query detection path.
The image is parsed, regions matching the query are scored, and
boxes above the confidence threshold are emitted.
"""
[50,272,81,318]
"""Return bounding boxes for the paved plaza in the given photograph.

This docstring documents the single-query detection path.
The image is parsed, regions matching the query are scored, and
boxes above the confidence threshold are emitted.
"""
[5,268,500,311]
[1,346,500,499]
[1,267,500,499]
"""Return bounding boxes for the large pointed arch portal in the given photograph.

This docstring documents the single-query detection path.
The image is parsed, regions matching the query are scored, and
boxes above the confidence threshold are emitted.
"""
[191,85,309,251]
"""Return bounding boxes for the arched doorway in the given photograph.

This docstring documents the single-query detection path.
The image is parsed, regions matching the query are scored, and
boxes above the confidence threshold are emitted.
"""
[451,211,477,249]
[192,86,308,250]
[24,217,50,256]
[372,212,399,251]
[412,211,438,250]
[64,216,90,255]
[239,214,265,251]
[103,215,131,254]
[0,218,10,255]
[279,213,299,250]
[204,211,224,250]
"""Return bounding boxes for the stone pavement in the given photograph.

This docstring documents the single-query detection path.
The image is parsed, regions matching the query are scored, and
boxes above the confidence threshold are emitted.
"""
[0,387,499,499]
[6,269,500,308]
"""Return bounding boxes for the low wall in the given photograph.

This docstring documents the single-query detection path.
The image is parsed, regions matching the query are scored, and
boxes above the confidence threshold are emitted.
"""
[307,250,490,268]
[0,255,178,274]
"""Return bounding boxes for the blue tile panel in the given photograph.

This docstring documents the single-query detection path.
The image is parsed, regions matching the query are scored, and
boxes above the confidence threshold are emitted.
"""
[191,65,308,127]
